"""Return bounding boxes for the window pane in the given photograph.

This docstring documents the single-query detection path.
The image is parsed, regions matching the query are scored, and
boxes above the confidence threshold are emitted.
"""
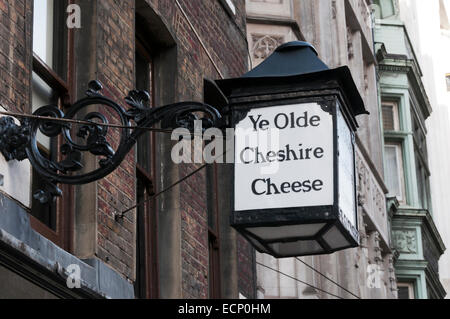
[30,0,67,236]
[135,49,152,174]
[385,145,404,200]
[416,160,425,208]
[137,133,152,174]
[398,286,410,299]
[382,102,399,131]
[135,178,147,298]
[415,155,431,211]
[382,105,395,130]
[136,50,151,93]
[412,116,427,158]
[379,0,395,18]
[31,166,57,230]
[33,0,54,67]
[32,72,56,150]
[31,73,58,230]
[134,41,158,298]
[398,283,415,299]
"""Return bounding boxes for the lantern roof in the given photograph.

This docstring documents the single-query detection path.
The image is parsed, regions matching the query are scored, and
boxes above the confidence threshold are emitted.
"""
[213,41,369,118]
[242,41,329,78]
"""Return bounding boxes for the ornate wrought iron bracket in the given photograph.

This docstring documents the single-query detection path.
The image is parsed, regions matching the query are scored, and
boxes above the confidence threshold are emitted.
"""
[0,80,224,203]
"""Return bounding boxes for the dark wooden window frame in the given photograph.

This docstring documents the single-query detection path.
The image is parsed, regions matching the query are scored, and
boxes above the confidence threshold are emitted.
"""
[208,163,221,298]
[30,0,75,251]
[134,38,159,299]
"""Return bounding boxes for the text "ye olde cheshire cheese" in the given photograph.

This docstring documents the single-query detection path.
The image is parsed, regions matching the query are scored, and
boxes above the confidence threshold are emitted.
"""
[244,110,327,196]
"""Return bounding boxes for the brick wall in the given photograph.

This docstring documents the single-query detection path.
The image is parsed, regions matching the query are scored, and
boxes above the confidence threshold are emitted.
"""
[180,163,209,298]
[94,0,136,281]
[170,0,249,299]
[0,0,31,114]
[80,0,252,297]
[238,235,256,298]
[140,0,250,298]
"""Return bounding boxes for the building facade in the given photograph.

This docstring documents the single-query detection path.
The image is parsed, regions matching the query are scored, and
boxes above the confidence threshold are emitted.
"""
[416,0,450,298]
[0,0,447,300]
[246,0,448,300]
[247,0,398,299]
[392,0,450,298]
[374,0,446,299]
[0,0,254,299]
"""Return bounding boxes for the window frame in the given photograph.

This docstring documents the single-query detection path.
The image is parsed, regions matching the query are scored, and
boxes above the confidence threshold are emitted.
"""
[414,150,432,211]
[381,101,400,131]
[382,97,412,206]
[207,163,222,299]
[135,168,158,299]
[373,0,396,19]
[381,93,434,210]
[30,0,75,251]
[384,142,407,203]
[134,37,159,299]
[397,282,416,299]
[410,106,432,211]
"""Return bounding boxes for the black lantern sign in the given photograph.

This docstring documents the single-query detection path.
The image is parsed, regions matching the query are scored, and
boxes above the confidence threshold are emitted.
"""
[212,41,368,258]
[0,38,367,259]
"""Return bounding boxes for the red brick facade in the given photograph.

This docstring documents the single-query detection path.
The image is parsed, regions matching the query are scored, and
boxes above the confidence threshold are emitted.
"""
[95,0,136,282]
[0,0,32,115]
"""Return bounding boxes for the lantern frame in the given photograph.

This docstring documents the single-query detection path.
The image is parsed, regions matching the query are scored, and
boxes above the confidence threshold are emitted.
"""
[213,61,366,257]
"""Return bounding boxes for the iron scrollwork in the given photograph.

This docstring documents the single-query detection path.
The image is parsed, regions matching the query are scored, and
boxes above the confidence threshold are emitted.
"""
[0,80,223,203]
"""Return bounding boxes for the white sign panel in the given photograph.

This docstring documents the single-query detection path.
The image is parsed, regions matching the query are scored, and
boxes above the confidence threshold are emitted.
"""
[234,103,334,211]
[337,104,357,229]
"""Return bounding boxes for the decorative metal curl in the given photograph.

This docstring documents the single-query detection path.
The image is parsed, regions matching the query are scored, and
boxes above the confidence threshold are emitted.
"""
[0,80,224,203]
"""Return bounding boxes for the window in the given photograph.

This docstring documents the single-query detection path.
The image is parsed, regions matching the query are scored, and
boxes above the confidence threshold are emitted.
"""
[412,114,431,211]
[412,115,428,159]
[415,156,431,210]
[382,100,408,204]
[134,38,159,299]
[398,282,415,299]
[381,101,400,131]
[206,164,221,298]
[373,0,396,19]
[31,0,73,248]
[384,143,406,203]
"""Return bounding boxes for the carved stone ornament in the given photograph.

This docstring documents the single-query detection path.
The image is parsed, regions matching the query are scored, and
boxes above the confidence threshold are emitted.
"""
[393,229,417,254]
[251,34,285,60]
